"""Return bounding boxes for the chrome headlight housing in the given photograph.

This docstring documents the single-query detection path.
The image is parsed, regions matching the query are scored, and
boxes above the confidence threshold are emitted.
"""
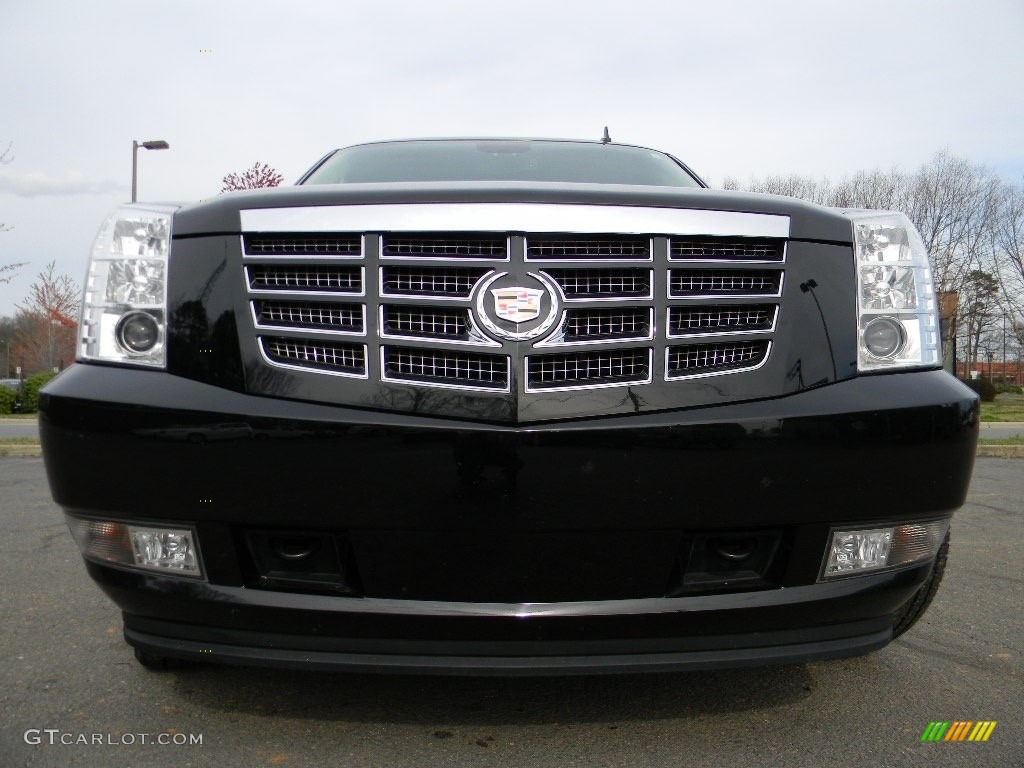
[79,204,178,368]
[843,210,941,372]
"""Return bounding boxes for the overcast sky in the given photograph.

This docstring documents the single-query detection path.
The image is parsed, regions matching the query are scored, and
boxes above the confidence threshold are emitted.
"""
[1,0,1023,317]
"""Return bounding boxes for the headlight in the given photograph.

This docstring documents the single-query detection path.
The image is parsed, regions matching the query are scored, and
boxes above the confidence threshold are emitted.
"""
[79,204,178,368]
[842,210,941,372]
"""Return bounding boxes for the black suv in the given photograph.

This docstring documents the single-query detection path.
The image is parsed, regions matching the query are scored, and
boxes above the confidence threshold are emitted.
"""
[41,139,978,674]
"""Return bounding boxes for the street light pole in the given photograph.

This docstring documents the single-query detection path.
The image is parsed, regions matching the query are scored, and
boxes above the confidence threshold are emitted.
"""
[131,139,170,203]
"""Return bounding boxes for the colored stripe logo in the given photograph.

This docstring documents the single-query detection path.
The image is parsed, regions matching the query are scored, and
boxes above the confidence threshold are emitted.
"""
[921,721,997,742]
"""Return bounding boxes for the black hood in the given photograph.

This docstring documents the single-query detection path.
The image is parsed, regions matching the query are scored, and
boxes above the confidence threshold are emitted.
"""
[170,181,854,243]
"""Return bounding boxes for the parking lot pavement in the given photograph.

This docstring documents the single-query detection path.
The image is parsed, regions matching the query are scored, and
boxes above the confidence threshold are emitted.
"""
[1,456,1021,768]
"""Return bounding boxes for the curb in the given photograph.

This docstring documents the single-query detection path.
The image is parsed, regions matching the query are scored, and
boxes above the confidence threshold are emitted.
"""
[0,445,43,457]
[976,445,1024,458]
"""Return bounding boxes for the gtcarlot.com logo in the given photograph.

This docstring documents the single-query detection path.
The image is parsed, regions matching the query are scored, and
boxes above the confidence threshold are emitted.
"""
[24,729,203,746]
[920,721,997,742]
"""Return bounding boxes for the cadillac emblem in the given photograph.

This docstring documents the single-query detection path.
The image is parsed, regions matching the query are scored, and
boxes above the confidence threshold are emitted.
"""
[491,287,543,323]
[475,271,560,341]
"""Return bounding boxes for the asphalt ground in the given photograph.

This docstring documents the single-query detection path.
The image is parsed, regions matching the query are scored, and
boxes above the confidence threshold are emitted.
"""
[1,457,1021,768]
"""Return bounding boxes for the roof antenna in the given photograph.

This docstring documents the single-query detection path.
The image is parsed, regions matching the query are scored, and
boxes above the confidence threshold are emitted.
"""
[601,126,611,144]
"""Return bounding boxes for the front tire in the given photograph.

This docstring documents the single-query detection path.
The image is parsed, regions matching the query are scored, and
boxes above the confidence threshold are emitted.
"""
[133,647,185,671]
[893,529,950,638]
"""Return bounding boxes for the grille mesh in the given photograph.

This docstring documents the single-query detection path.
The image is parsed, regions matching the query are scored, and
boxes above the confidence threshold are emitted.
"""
[256,301,363,332]
[383,266,488,297]
[670,270,782,296]
[671,239,783,261]
[262,337,365,374]
[529,349,649,388]
[248,265,362,293]
[528,237,649,260]
[669,305,776,335]
[383,235,506,259]
[383,306,468,339]
[666,342,769,377]
[245,234,361,256]
[564,308,650,341]
[544,268,651,298]
[385,347,508,388]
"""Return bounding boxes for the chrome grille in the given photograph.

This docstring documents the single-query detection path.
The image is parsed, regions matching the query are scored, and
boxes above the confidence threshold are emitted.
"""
[244,234,361,256]
[248,265,362,293]
[256,301,363,332]
[242,221,785,393]
[564,308,651,341]
[544,268,651,298]
[671,239,783,261]
[670,269,782,296]
[528,349,650,389]
[384,347,508,389]
[383,266,488,297]
[383,235,506,259]
[262,337,365,375]
[527,237,649,260]
[668,305,776,336]
[382,306,468,340]
[666,341,769,378]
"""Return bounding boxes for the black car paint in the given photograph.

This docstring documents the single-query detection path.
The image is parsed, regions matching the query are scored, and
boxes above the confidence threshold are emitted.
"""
[39,160,979,674]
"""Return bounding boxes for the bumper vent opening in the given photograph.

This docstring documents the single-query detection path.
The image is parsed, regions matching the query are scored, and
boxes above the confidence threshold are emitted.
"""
[245,530,359,595]
[671,531,784,595]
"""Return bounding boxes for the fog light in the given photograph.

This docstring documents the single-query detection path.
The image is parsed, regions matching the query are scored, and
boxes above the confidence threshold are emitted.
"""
[821,520,949,579]
[66,515,204,579]
[129,527,202,575]
[826,528,893,576]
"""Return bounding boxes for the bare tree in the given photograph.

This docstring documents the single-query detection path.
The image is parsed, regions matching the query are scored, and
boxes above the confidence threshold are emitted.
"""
[221,162,284,192]
[725,150,1017,372]
[12,261,80,373]
[905,151,1004,297]
[1,141,28,283]
[0,140,12,234]
[957,269,1001,368]
[994,181,1024,350]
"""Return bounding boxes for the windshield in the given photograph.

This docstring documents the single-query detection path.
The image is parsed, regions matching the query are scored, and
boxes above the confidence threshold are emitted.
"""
[300,140,703,188]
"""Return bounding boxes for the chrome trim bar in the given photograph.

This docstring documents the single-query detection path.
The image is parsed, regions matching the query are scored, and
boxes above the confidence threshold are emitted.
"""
[198,574,883,619]
[241,203,790,238]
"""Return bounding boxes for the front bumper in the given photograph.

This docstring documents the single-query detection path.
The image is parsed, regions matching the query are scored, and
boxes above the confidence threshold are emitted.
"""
[41,364,977,673]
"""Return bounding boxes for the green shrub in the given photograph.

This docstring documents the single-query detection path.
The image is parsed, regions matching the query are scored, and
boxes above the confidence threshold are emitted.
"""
[21,371,58,413]
[963,377,997,402]
[0,386,19,415]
